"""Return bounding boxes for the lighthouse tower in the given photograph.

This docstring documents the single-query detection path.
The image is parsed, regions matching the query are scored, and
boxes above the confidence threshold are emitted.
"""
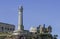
[18,6,24,31]
[12,6,24,36]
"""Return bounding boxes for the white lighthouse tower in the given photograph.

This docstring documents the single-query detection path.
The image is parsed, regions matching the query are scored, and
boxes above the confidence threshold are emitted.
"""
[12,6,24,35]
[18,6,24,31]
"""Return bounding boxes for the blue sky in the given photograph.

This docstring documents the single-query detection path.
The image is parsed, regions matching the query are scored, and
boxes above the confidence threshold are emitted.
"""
[0,0,59,39]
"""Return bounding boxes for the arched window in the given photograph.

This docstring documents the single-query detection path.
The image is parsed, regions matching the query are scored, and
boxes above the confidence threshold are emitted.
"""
[1,27,3,31]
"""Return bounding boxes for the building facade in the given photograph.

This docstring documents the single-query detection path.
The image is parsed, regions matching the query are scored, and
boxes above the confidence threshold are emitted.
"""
[0,22,15,32]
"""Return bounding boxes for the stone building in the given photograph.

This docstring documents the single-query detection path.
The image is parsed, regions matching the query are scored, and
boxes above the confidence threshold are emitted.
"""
[0,22,15,32]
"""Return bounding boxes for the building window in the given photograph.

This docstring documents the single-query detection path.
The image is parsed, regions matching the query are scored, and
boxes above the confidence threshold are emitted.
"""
[7,28,9,30]
[1,27,3,31]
